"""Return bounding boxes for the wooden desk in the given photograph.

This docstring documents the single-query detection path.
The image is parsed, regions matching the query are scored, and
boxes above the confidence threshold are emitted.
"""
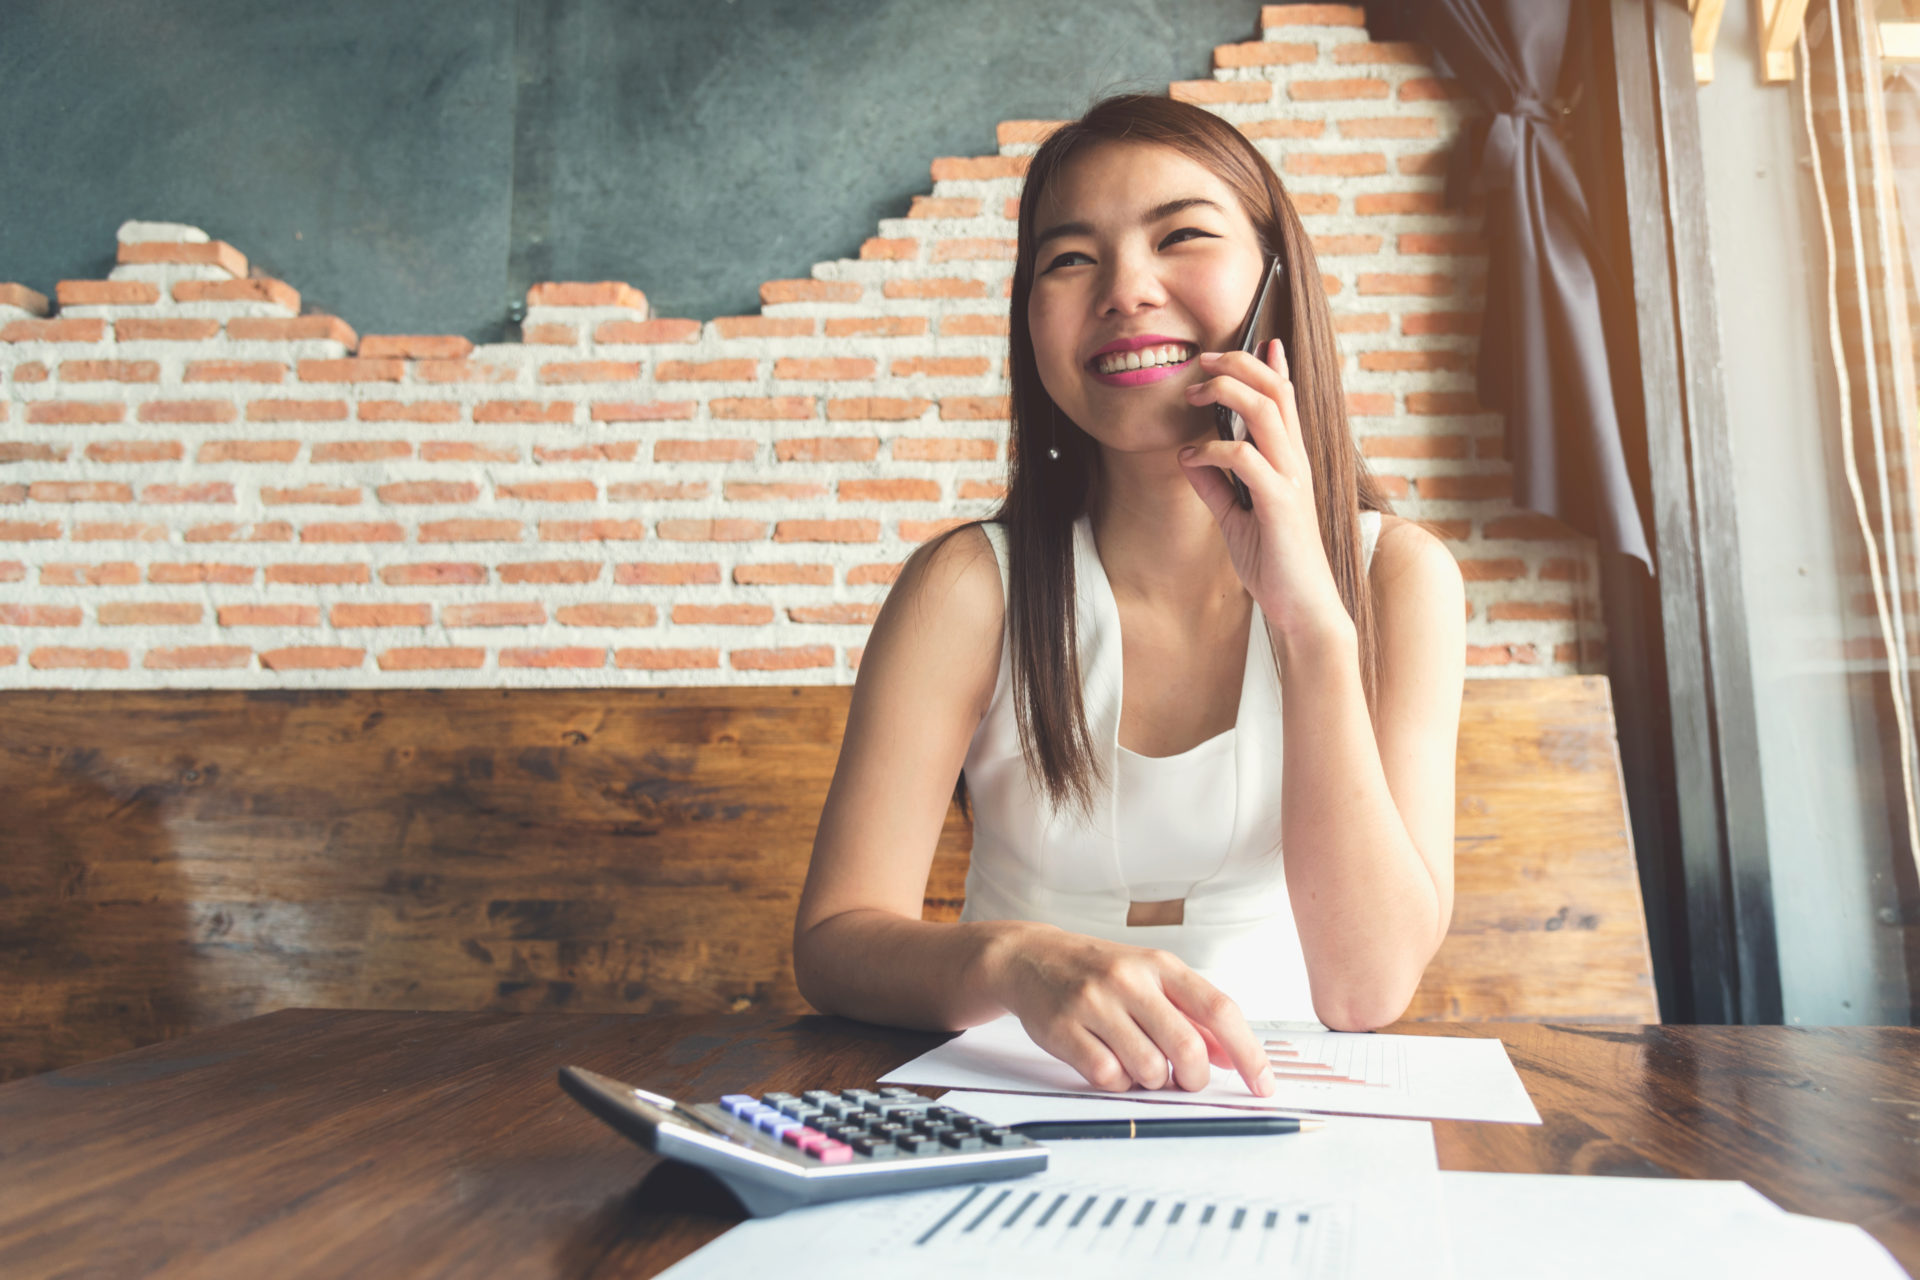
[0,1011,1913,1277]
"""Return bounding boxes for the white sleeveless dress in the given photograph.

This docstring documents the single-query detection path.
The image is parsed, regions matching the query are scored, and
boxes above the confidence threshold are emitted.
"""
[958,511,1382,1022]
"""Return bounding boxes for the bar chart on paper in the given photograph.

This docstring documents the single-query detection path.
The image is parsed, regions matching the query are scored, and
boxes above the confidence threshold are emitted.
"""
[1257,1029,1404,1092]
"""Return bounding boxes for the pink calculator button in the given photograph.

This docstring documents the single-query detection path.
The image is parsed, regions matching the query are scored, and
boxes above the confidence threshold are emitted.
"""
[793,1129,829,1153]
[814,1141,853,1165]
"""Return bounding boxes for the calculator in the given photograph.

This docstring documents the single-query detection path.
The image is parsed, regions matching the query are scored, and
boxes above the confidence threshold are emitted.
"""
[557,1067,1049,1217]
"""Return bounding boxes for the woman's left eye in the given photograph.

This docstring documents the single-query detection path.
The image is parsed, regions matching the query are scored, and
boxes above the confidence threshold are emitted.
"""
[1160,227,1215,248]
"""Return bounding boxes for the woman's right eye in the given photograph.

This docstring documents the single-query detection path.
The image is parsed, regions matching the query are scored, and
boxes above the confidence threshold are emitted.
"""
[1041,251,1092,273]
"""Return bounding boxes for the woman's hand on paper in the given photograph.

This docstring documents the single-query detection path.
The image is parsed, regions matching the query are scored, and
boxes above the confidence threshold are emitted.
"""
[987,926,1275,1097]
[1176,341,1351,647]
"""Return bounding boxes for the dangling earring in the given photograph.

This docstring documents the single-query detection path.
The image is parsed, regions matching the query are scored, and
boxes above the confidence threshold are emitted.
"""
[1047,403,1062,461]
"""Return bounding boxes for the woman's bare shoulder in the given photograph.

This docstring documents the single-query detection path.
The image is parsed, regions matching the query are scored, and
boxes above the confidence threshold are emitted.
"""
[857,521,1006,722]
[1368,514,1465,630]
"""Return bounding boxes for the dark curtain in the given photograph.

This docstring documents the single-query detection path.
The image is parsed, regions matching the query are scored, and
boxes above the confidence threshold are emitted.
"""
[1366,0,1653,568]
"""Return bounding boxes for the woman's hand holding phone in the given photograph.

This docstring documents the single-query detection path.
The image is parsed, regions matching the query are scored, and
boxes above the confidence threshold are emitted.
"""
[984,923,1276,1097]
[1177,341,1352,647]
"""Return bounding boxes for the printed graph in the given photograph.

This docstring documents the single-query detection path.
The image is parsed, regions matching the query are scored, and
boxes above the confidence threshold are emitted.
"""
[1258,1031,1408,1093]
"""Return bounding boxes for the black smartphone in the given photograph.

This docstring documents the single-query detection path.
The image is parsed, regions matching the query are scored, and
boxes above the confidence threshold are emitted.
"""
[1211,256,1288,510]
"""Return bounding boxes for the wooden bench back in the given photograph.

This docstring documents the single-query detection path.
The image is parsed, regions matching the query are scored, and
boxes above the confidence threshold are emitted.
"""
[0,676,1656,1079]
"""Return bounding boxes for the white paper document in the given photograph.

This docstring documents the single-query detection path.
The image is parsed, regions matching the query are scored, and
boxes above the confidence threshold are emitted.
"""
[654,1130,1450,1280]
[879,1015,1541,1124]
[1440,1172,1908,1278]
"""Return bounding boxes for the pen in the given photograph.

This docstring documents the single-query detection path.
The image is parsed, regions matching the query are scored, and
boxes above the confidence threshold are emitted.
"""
[1007,1115,1323,1140]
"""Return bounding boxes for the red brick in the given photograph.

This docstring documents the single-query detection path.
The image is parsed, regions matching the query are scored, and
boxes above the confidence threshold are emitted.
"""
[186,360,286,383]
[500,560,601,584]
[198,439,301,463]
[29,647,129,670]
[141,483,236,504]
[0,483,21,504]
[520,323,577,345]
[847,563,904,585]
[535,441,640,463]
[607,481,709,502]
[225,316,357,345]
[0,605,82,626]
[1401,77,1469,101]
[260,646,364,670]
[615,562,721,585]
[959,480,1007,500]
[861,237,919,260]
[759,280,863,305]
[175,521,264,541]
[1398,150,1449,176]
[1292,193,1341,214]
[312,440,411,462]
[711,316,816,339]
[174,278,300,311]
[672,603,774,626]
[1333,40,1428,64]
[379,562,488,585]
[417,519,522,542]
[27,401,125,425]
[775,519,879,543]
[116,239,249,274]
[734,563,834,585]
[145,646,252,670]
[883,278,989,300]
[595,318,703,343]
[908,196,982,218]
[1347,392,1395,416]
[940,396,1011,421]
[825,316,929,338]
[138,400,237,424]
[710,396,816,421]
[1287,152,1387,177]
[828,397,933,421]
[775,437,880,462]
[653,358,756,383]
[1214,39,1316,65]
[1262,3,1365,24]
[730,645,834,670]
[1539,557,1591,582]
[444,602,547,627]
[539,520,649,542]
[86,440,184,464]
[1240,119,1328,140]
[1355,192,1446,215]
[1417,474,1510,500]
[1407,391,1484,415]
[1290,78,1390,101]
[420,441,518,463]
[378,647,487,671]
[56,280,160,306]
[218,604,325,627]
[40,562,140,586]
[473,401,576,424]
[526,282,646,308]
[248,399,350,422]
[932,239,1017,263]
[592,400,699,422]
[1466,643,1540,666]
[1399,233,1485,257]
[901,517,973,541]
[1489,601,1577,622]
[10,361,49,383]
[539,360,639,383]
[1401,311,1482,336]
[5,318,106,342]
[789,604,881,625]
[1358,350,1472,372]
[894,437,996,461]
[411,359,517,384]
[725,481,830,502]
[358,334,474,359]
[1456,557,1527,581]
[1423,519,1472,540]
[841,478,940,502]
[263,484,360,505]
[378,481,480,505]
[614,647,720,670]
[98,602,201,626]
[0,443,67,463]
[496,480,596,503]
[555,603,657,628]
[1361,434,1469,459]
[930,155,1028,180]
[148,563,253,584]
[655,439,757,463]
[61,359,159,382]
[656,519,767,542]
[0,283,48,313]
[1358,273,1453,296]
[1312,235,1384,257]
[263,564,370,585]
[775,357,877,381]
[31,482,132,503]
[1171,78,1274,103]
[498,646,606,669]
[298,358,404,383]
[300,522,404,543]
[1339,116,1441,139]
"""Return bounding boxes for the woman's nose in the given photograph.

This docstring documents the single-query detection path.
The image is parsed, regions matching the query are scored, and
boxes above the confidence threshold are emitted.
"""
[1096,252,1168,316]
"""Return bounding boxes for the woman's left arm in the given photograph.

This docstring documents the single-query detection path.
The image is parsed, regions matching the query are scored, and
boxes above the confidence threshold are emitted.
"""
[1179,343,1465,1031]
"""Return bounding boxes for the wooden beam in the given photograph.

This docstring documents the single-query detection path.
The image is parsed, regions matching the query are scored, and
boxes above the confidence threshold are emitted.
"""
[1692,0,1728,83]
[1757,0,1812,81]
[1884,21,1920,62]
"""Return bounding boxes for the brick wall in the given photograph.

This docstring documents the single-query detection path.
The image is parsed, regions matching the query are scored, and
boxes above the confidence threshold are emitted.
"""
[0,3,1601,687]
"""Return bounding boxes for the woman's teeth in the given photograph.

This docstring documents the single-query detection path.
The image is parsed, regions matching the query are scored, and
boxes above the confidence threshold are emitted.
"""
[1093,343,1196,375]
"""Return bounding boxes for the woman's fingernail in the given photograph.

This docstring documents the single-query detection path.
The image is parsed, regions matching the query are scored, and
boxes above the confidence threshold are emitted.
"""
[1178,446,1197,461]
[1199,350,1220,362]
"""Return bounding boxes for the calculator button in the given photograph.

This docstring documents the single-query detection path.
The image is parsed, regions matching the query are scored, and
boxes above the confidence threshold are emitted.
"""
[720,1094,757,1115]
[761,1092,796,1105]
[894,1134,931,1154]
[841,1089,880,1104]
[815,1141,854,1165]
[980,1127,1019,1145]
[850,1136,898,1157]
[802,1090,838,1106]
[880,1088,926,1100]
[938,1131,984,1151]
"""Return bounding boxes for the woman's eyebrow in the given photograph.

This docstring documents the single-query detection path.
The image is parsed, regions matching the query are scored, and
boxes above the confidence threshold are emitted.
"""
[1033,196,1226,251]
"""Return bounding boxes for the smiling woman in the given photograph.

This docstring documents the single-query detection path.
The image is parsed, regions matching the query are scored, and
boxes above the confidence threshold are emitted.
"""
[792,94,1466,1095]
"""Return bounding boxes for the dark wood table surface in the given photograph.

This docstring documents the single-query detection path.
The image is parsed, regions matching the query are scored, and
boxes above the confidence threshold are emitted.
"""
[0,1011,1914,1278]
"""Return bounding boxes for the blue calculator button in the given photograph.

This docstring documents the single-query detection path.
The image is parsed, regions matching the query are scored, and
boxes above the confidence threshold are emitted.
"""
[720,1095,757,1115]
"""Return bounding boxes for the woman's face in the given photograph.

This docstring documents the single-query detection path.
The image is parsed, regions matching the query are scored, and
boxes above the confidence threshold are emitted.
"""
[1026,140,1269,457]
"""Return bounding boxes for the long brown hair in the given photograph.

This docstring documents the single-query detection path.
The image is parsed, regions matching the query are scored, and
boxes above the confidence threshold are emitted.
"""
[995,93,1392,815]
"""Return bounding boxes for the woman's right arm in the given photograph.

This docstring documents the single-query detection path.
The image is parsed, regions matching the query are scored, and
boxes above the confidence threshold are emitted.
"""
[792,524,1018,1031]
[793,524,1274,1097]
